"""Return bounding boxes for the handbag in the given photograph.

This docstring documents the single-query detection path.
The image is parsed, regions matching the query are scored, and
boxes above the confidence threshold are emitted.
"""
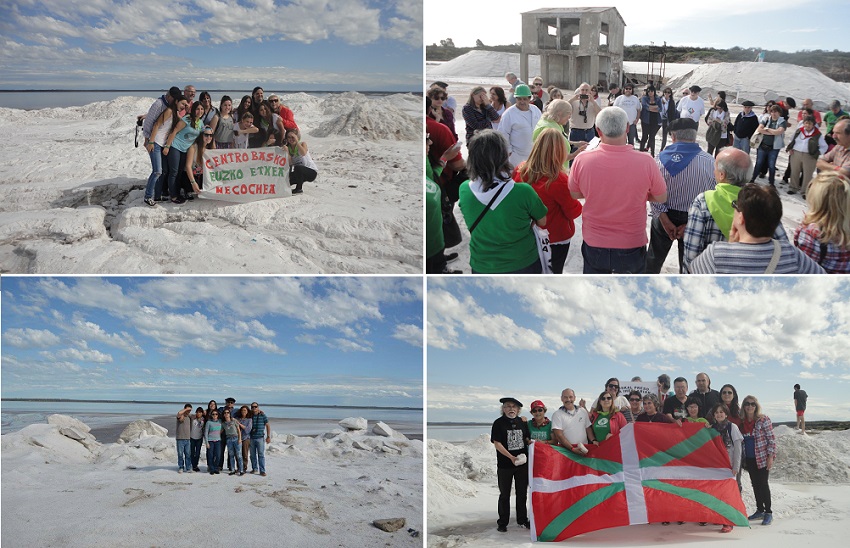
[706,123,723,147]
[532,224,553,274]
[750,132,763,149]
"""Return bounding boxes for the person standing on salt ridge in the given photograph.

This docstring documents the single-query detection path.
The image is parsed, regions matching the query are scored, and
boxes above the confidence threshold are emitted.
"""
[740,395,776,526]
[504,72,526,105]
[141,86,182,203]
[249,402,271,476]
[568,106,667,274]
[190,407,206,472]
[551,388,591,454]
[793,172,850,273]
[732,100,760,154]
[497,84,542,166]
[145,93,188,206]
[266,94,298,131]
[204,408,223,474]
[710,402,743,534]
[677,85,706,127]
[285,128,318,195]
[612,83,641,146]
[164,101,205,204]
[793,383,808,434]
[175,404,193,473]
[646,117,716,274]
[491,397,531,533]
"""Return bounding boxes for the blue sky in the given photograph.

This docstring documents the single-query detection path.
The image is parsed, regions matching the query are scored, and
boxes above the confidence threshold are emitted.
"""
[427,277,850,424]
[1,277,423,407]
[426,1,850,53]
[0,0,422,91]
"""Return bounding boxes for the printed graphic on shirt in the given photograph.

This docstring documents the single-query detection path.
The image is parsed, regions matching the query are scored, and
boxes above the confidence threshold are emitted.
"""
[596,417,609,428]
[506,428,524,451]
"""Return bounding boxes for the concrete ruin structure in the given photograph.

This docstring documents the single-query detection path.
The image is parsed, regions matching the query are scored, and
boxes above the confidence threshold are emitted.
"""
[520,7,625,92]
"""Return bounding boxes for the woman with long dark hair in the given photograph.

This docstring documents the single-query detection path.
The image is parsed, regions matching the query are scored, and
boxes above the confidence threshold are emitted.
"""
[164,101,204,204]
[198,91,217,127]
[489,87,509,131]
[462,86,501,142]
[250,100,285,148]
[144,94,187,206]
[234,95,252,123]
[204,408,223,474]
[639,86,662,156]
[210,95,235,149]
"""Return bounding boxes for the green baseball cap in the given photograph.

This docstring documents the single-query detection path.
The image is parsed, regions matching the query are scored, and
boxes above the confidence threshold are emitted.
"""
[514,84,532,98]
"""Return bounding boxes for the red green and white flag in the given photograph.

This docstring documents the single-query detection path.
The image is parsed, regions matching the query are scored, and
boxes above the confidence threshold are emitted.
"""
[529,422,748,541]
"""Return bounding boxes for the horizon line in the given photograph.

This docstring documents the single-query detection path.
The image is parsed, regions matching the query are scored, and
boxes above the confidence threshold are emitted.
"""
[3,397,421,411]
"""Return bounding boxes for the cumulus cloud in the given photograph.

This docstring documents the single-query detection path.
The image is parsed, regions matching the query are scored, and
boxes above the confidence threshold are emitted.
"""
[327,338,373,352]
[2,327,61,348]
[40,347,114,363]
[392,323,423,347]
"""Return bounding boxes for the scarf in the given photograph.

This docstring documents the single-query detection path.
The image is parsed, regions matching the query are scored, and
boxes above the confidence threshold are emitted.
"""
[704,183,741,239]
[658,141,703,177]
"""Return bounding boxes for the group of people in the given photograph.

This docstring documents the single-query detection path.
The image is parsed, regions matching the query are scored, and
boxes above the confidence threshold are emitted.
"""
[492,373,793,534]
[140,85,317,206]
[174,398,271,477]
[425,76,850,274]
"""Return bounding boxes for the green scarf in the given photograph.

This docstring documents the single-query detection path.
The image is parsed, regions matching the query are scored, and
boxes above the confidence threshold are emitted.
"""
[704,183,741,239]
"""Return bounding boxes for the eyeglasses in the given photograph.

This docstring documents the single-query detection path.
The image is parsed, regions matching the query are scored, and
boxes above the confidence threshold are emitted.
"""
[731,200,739,211]
[531,408,544,413]
[601,396,613,401]
[743,402,756,407]
[629,397,641,402]
[607,384,619,390]
[721,391,733,395]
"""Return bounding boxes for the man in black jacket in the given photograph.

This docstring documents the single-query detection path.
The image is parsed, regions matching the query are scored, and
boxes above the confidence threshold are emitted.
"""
[733,100,760,154]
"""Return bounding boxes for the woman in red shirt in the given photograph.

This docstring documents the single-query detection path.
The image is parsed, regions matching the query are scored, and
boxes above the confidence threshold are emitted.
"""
[513,128,583,273]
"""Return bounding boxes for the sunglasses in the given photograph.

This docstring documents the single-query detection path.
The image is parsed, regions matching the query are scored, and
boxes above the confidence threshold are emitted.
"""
[531,408,544,413]
[731,200,739,211]
[743,402,756,407]
[721,391,734,395]
[269,99,279,103]
[251,405,258,408]
[629,397,641,402]
[601,396,613,401]
[607,384,619,389]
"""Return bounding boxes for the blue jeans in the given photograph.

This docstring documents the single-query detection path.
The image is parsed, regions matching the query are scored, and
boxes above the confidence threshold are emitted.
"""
[165,147,187,199]
[250,437,266,474]
[145,144,165,200]
[733,136,751,154]
[176,439,191,471]
[227,437,243,472]
[627,123,638,146]
[581,242,646,274]
[754,147,780,184]
[207,440,221,472]
[569,127,595,143]
[190,438,203,469]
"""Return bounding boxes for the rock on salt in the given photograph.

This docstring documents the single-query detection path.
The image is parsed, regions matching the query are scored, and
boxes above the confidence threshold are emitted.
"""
[47,414,92,434]
[353,440,373,451]
[339,417,368,431]
[59,426,87,440]
[372,421,407,440]
[118,420,168,442]
[372,517,406,532]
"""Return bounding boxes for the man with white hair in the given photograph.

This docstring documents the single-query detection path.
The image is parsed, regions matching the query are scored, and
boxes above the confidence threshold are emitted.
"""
[505,72,525,105]
[569,82,602,143]
[569,107,667,273]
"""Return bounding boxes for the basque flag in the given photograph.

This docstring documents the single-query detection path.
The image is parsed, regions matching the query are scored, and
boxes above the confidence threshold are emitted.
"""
[529,422,748,541]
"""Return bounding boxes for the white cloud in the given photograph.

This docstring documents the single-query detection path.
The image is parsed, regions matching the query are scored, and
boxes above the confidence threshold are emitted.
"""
[65,315,144,356]
[40,347,114,363]
[327,338,373,352]
[2,327,60,348]
[393,323,423,347]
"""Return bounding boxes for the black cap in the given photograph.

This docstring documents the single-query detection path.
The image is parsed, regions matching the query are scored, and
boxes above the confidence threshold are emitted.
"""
[500,397,523,408]
[689,85,702,93]
[741,100,755,107]
[225,397,236,404]
[669,118,699,131]
[433,81,449,89]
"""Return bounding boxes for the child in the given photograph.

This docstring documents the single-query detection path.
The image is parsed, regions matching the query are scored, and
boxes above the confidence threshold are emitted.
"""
[684,397,710,427]
[711,403,743,533]
[233,112,259,149]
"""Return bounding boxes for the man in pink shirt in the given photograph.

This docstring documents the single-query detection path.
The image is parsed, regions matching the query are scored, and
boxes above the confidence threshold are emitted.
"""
[569,106,667,273]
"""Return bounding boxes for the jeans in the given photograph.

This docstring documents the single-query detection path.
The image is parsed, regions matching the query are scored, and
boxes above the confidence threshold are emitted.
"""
[220,435,227,469]
[241,439,251,472]
[176,439,191,471]
[165,147,187,199]
[250,437,266,474]
[569,127,595,143]
[660,119,670,151]
[207,440,221,472]
[582,242,646,274]
[190,438,203,469]
[145,144,164,200]
[227,437,243,472]
[627,123,638,146]
[746,458,772,513]
[550,242,571,274]
[645,210,688,274]
[733,136,751,154]
[753,147,780,184]
[497,465,529,527]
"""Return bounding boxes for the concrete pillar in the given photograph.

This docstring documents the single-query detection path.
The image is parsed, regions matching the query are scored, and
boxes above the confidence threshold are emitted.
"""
[520,54,528,85]
[568,53,577,91]
[590,55,600,87]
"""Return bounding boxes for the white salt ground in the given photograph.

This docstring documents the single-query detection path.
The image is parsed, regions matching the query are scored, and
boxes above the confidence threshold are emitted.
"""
[427,54,834,274]
[427,427,850,547]
[1,416,422,547]
[0,92,423,274]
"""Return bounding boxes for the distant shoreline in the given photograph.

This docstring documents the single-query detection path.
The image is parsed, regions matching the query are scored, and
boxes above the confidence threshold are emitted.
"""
[0,89,422,95]
[3,398,421,412]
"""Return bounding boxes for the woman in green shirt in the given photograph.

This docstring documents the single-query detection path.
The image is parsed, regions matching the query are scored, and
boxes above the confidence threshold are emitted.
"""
[684,397,710,427]
[527,399,553,444]
[588,391,627,445]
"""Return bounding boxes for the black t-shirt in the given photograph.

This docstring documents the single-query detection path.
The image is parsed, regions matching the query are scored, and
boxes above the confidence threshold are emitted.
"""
[794,389,808,411]
[491,415,530,469]
[663,396,688,421]
[690,389,721,419]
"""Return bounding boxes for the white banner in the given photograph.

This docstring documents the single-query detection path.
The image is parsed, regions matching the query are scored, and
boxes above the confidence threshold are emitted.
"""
[200,147,290,202]
[619,381,660,398]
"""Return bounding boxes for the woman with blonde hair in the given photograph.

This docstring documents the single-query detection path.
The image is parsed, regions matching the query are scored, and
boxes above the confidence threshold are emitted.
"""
[794,171,850,272]
[513,128,582,273]
[462,86,501,142]
[532,100,586,171]
[740,395,776,525]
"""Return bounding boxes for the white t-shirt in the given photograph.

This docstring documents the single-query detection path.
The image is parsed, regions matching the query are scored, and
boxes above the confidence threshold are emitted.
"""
[497,104,542,165]
[678,96,706,122]
[613,94,641,123]
[550,406,590,445]
[233,125,251,148]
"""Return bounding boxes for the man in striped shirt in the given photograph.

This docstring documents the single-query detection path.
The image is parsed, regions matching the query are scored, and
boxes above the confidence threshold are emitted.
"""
[682,148,788,271]
[646,118,716,273]
[689,183,824,273]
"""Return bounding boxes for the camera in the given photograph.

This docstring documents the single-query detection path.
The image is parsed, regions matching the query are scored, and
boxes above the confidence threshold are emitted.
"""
[579,94,588,99]
[136,117,144,127]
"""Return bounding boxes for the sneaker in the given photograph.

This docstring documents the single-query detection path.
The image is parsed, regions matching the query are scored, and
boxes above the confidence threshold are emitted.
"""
[251,470,257,474]
[748,511,765,521]
[762,514,773,526]
[497,525,507,533]
[144,198,156,207]
[186,193,195,201]
[720,525,733,533]
[787,189,797,195]
[229,471,236,476]
[519,520,530,529]
[292,186,303,195]
[260,472,267,477]
[193,467,200,472]
[171,196,186,204]
[178,469,183,474]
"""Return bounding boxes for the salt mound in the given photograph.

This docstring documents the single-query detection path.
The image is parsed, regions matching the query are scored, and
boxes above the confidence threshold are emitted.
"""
[319,91,367,114]
[311,103,420,141]
[118,419,168,443]
[1,423,100,464]
[666,61,850,110]
[430,50,540,80]
[771,428,850,484]
[427,435,495,514]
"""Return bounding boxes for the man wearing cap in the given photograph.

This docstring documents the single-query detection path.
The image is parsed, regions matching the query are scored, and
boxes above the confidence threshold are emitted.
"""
[682,147,789,271]
[491,396,531,533]
[732,101,760,154]
[678,86,706,125]
[551,389,591,453]
[613,83,641,146]
[569,107,667,273]
[646,117,716,273]
[432,81,456,112]
[505,72,526,105]
[497,84,542,165]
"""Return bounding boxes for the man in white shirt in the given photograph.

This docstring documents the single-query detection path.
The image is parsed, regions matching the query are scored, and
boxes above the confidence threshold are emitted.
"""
[613,83,641,146]
[497,84,541,165]
[678,85,706,124]
[550,388,590,454]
